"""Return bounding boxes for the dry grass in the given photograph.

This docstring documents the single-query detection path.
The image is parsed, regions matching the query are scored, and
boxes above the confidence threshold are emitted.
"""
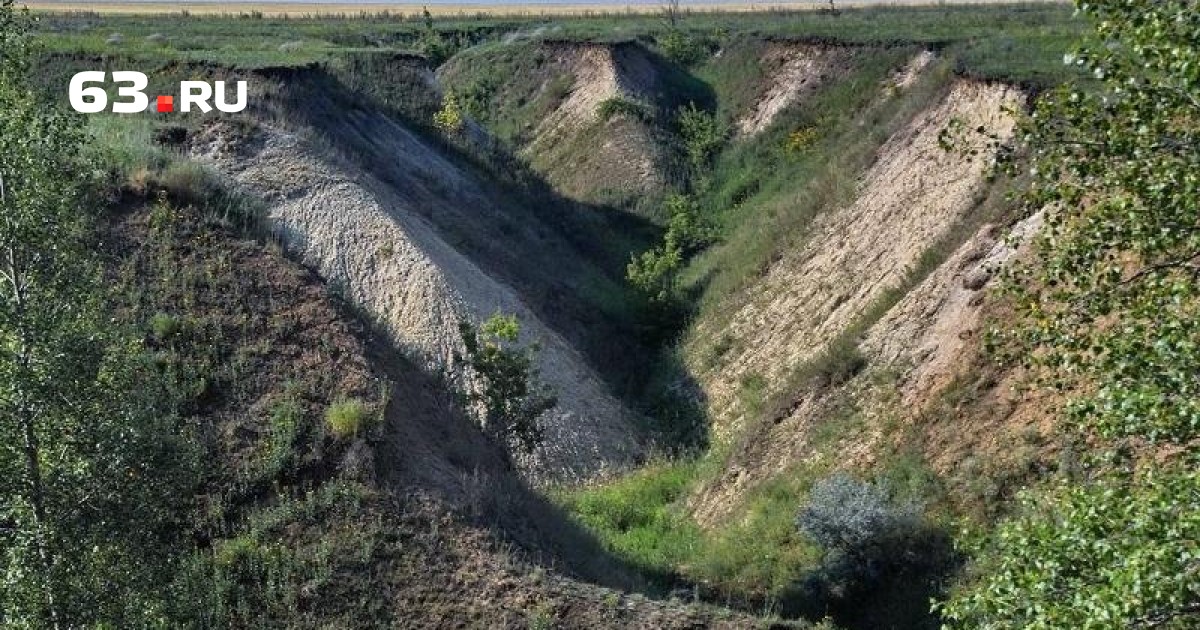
[27,0,1063,18]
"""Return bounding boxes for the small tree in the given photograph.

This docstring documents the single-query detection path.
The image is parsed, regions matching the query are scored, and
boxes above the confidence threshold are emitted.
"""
[676,103,726,174]
[1,4,199,625]
[458,313,556,454]
[660,0,681,29]
[433,90,465,134]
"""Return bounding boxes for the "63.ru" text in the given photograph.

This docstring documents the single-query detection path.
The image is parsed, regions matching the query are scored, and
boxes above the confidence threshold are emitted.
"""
[69,71,247,114]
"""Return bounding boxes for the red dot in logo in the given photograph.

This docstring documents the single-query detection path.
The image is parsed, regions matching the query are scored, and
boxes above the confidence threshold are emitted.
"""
[156,95,173,113]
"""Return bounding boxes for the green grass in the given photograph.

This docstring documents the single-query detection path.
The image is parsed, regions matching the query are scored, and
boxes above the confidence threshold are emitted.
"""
[555,458,825,607]
[33,6,1093,623]
[557,461,703,578]
[682,45,933,316]
[32,5,1086,97]
[325,397,371,439]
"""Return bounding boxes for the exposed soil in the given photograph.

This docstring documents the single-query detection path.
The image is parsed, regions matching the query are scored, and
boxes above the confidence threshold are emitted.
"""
[189,115,641,485]
[888,50,936,92]
[523,41,668,207]
[691,80,1023,445]
[689,213,1049,525]
[735,42,858,137]
[105,201,764,628]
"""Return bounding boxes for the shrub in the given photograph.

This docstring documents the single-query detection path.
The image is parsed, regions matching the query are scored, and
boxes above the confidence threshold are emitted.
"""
[417,31,454,66]
[626,239,682,302]
[596,97,652,123]
[458,313,555,453]
[263,398,302,476]
[806,336,867,389]
[796,473,920,558]
[433,90,465,134]
[676,103,726,173]
[626,194,712,303]
[794,471,943,611]
[325,398,370,439]
[149,312,183,341]
[658,30,713,66]
[786,127,820,153]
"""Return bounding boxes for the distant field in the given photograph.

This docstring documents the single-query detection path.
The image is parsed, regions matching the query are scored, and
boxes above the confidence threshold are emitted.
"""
[29,1,1083,85]
[28,0,1065,18]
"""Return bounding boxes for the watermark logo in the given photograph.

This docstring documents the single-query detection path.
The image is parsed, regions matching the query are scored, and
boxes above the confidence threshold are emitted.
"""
[69,72,246,114]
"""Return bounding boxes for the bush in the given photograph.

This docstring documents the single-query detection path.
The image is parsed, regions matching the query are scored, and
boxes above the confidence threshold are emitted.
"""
[433,90,465,134]
[626,194,712,302]
[793,473,947,621]
[806,336,867,390]
[597,97,653,123]
[458,313,555,453]
[627,239,682,302]
[786,127,820,153]
[325,398,370,439]
[796,473,920,558]
[658,30,714,66]
[676,104,726,174]
[149,312,183,341]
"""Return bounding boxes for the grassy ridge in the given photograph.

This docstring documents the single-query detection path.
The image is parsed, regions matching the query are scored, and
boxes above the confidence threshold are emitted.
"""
[33,4,1084,82]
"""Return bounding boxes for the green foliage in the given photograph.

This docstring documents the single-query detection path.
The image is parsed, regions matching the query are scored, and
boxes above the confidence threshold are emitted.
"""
[658,29,714,67]
[941,465,1200,629]
[681,46,925,313]
[1000,0,1200,445]
[325,397,371,440]
[676,103,727,174]
[433,89,466,134]
[558,460,825,606]
[627,237,683,302]
[796,473,921,557]
[596,96,653,123]
[626,193,714,304]
[459,313,556,453]
[526,601,557,630]
[559,461,703,575]
[262,396,302,476]
[0,4,201,625]
[785,127,819,153]
[943,2,1200,627]
[149,311,183,341]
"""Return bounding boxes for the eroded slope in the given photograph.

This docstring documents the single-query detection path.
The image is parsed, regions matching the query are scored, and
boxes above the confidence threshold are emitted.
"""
[109,200,761,628]
[189,89,641,485]
[734,42,859,137]
[690,213,1048,524]
[440,40,677,213]
[688,80,1023,442]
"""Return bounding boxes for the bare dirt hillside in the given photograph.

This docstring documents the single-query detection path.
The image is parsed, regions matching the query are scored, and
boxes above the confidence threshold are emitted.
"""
[688,80,1022,445]
[888,50,937,92]
[523,41,667,204]
[438,40,674,213]
[690,212,1049,524]
[735,42,858,136]
[189,112,640,485]
[109,200,763,628]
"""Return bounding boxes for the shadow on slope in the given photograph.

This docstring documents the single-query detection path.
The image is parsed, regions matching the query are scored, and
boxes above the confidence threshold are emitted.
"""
[254,62,668,399]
